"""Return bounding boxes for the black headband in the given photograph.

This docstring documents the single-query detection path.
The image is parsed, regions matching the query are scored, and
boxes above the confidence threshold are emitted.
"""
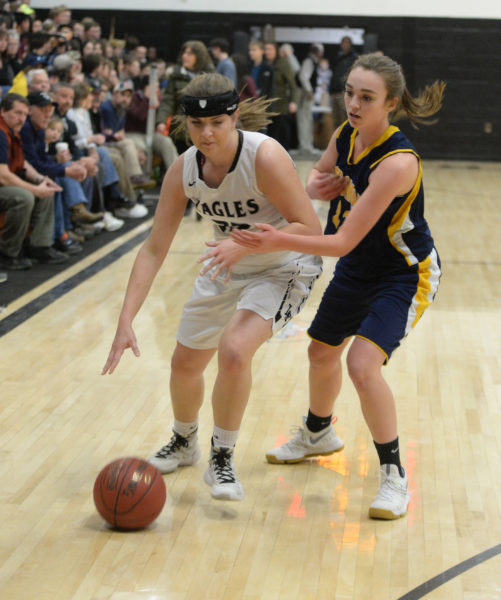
[181,89,240,117]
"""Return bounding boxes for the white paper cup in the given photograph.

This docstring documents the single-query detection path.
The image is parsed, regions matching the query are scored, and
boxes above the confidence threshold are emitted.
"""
[56,142,69,153]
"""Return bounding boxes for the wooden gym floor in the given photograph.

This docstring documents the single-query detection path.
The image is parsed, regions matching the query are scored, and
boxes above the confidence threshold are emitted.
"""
[0,159,500,599]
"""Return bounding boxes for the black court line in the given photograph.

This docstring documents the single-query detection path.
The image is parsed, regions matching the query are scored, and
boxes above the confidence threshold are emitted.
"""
[0,227,151,338]
[397,543,501,599]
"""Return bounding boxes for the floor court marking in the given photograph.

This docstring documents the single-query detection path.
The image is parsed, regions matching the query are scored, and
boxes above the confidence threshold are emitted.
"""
[397,542,501,599]
[0,228,151,338]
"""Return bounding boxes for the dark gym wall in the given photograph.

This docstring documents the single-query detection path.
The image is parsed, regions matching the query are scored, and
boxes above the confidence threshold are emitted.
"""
[46,10,500,161]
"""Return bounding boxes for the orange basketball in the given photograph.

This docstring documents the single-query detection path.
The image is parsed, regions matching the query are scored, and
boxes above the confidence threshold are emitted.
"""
[93,457,166,530]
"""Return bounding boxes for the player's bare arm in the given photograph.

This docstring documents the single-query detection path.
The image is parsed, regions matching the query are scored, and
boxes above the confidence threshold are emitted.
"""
[255,138,322,236]
[102,155,188,374]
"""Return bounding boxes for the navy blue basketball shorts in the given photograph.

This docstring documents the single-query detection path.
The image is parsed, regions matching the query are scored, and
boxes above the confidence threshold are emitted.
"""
[308,250,441,363]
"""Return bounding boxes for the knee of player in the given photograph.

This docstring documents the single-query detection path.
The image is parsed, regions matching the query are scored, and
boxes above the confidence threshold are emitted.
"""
[308,339,337,368]
[346,354,375,391]
[170,349,199,378]
[217,341,250,374]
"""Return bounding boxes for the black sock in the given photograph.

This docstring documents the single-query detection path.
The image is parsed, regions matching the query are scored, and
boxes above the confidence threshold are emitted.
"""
[373,437,404,477]
[306,409,332,433]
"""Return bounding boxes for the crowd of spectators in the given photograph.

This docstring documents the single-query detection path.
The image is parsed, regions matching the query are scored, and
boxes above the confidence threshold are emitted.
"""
[0,1,360,286]
[0,3,179,283]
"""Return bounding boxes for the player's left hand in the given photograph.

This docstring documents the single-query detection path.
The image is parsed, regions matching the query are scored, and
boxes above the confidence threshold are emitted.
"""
[198,239,249,283]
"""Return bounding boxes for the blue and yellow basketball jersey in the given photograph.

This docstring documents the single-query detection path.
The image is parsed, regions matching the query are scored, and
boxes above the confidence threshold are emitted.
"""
[326,121,436,277]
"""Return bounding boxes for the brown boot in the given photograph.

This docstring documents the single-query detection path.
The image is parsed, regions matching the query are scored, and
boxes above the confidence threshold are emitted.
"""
[68,229,85,243]
[70,203,104,224]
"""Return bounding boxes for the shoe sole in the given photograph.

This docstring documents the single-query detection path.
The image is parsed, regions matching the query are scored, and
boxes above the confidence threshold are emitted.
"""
[368,506,408,520]
[265,443,344,464]
[114,212,147,219]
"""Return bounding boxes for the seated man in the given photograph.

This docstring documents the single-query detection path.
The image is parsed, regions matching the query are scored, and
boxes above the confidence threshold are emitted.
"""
[100,79,154,193]
[68,82,131,227]
[0,93,67,270]
[55,81,146,221]
[52,81,101,213]
[125,75,178,176]
[20,90,106,253]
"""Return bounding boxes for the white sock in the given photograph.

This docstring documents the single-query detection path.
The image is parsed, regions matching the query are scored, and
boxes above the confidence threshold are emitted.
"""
[173,418,198,439]
[212,425,239,449]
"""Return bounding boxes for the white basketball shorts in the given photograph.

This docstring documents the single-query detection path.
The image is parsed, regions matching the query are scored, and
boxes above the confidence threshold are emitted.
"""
[176,254,322,349]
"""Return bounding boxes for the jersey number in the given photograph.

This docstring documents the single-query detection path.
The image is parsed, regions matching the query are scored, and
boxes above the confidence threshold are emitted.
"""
[213,221,251,234]
[331,200,350,229]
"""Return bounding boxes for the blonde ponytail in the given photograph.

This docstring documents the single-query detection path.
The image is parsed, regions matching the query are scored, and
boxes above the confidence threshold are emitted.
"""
[396,81,446,128]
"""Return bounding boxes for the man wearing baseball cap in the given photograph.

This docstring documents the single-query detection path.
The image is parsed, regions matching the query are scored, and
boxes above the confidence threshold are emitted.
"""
[114,80,134,94]
[99,78,154,206]
[21,91,104,253]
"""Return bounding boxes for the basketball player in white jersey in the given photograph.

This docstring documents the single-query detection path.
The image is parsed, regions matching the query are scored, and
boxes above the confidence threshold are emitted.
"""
[102,73,324,501]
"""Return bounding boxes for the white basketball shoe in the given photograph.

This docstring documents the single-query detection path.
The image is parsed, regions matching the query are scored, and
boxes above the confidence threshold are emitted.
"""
[148,430,201,474]
[265,417,344,464]
[204,445,244,501]
[369,464,410,520]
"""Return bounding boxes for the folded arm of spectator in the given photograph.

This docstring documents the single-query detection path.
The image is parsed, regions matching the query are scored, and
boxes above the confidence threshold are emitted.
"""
[78,155,99,177]
[24,161,62,192]
[0,163,60,197]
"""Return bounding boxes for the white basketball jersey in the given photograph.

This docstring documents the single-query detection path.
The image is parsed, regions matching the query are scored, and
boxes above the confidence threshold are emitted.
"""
[182,130,300,274]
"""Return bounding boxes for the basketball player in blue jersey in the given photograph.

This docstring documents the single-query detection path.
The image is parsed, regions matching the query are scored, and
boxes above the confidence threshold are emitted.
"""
[231,53,445,519]
[102,73,322,501]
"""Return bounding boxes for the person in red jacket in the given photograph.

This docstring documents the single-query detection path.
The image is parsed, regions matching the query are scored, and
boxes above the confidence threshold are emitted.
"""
[0,93,66,270]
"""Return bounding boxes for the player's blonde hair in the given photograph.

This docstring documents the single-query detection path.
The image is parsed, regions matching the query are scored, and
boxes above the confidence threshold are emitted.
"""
[173,72,276,140]
[350,53,446,128]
